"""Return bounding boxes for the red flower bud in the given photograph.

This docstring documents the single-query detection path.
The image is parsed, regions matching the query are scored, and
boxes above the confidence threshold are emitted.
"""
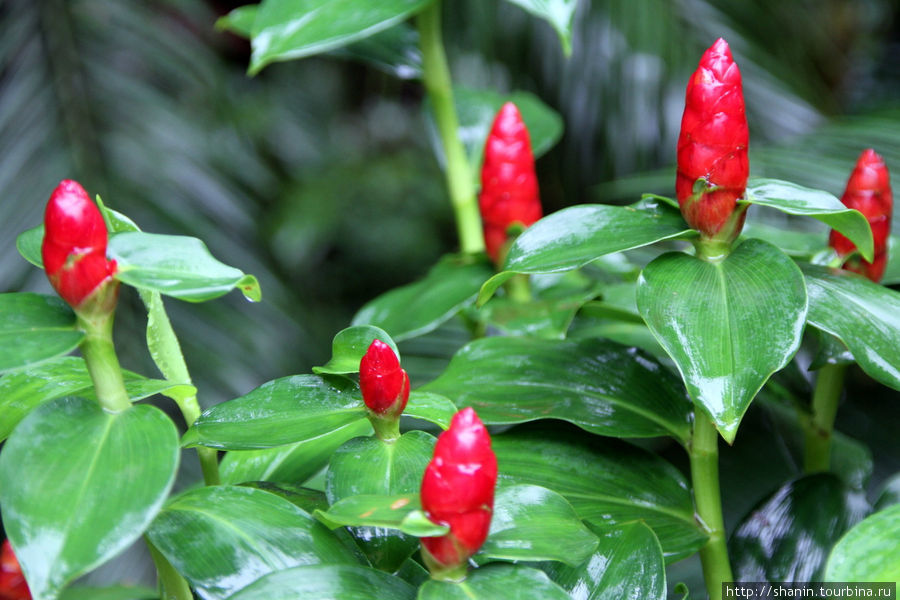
[0,540,31,600]
[676,38,749,239]
[829,149,892,282]
[478,102,543,262]
[421,407,497,575]
[360,340,410,416]
[41,180,117,308]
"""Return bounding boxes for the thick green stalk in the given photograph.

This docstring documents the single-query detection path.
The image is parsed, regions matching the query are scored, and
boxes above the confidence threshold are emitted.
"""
[690,415,732,600]
[148,539,193,600]
[418,1,484,255]
[804,363,847,473]
[77,310,131,413]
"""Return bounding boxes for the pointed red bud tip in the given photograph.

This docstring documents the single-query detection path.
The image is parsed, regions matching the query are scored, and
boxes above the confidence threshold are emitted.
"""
[478,102,543,262]
[359,340,410,416]
[676,38,750,239]
[420,407,498,573]
[829,149,893,282]
[0,540,31,600]
[41,180,117,308]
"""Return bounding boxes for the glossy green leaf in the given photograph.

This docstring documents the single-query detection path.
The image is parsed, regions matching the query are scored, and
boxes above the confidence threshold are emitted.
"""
[542,522,667,600]
[825,504,900,583]
[745,178,874,261]
[802,263,900,391]
[882,235,900,285]
[183,374,367,450]
[58,586,158,600]
[0,292,82,373]
[422,337,692,443]
[503,0,577,54]
[220,419,373,485]
[479,200,692,304]
[478,484,597,566]
[107,231,260,302]
[418,564,570,600]
[15,224,43,267]
[215,5,257,37]
[240,482,330,514]
[875,473,900,512]
[315,494,447,537]
[147,486,357,600]
[0,397,179,600]
[730,474,868,581]
[404,391,456,430]
[352,254,493,342]
[226,564,416,600]
[636,239,808,442]
[313,325,398,375]
[249,0,434,74]
[493,426,705,562]
[330,24,421,79]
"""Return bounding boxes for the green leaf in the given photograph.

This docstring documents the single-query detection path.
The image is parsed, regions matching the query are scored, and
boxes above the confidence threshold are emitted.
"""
[329,24,422,80]
[542,522,667,600]
[240,482,330,514]
[421,337,692,443]
[802,263,900,391]
[636,239,808,442]
[493,426,705,562]
[352,254,493,342]
[882,235,900,285]
[404,391,457,430]
[418,564,570,600]
[107,231,261,302]
[478,485,598,566]
[745,178,874,261]
[58,586,158,600]
[216,5,257,38]
[147,485,358,600]
[825,504,900,583]
[479,199,692,304]
[225,564,416,600]
[313,325,399,375]
[249,0,435,74]
[183,374,367,450]
[730,474,868,581]
[0,397,179,600]
[502,0,577,55]
[875,473,900,512]
[0,292,83,373]
[15,224,43,267]
[315,494,448,537]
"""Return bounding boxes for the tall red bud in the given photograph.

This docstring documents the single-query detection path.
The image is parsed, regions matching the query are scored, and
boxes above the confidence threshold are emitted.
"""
[478,102,543,263]
[360,340,410,417]
[41,180,117,309]
[829,149,892,282]
[676,38,750,240]
[0,540,31,600]
[420,407,497,579]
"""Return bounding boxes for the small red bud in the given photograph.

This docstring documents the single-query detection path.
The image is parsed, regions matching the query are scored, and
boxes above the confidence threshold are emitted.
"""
[829,149,892,282]
[41,180,117,308]
[478,102,543,262]
[359,340,409,416]
[676,38,750,239]
[0,540,31,600]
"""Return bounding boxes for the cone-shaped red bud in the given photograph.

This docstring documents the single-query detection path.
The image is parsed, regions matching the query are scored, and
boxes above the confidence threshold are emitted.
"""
[41,180,117,308]
[0,540,31,600]
[421,407,497,577]
[829,149,892,282]
[360,340,410,416]
[478,102,543,262]
[676,38,749,239]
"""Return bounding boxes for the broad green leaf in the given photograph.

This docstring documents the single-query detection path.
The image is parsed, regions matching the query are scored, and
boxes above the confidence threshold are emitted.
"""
[503,0,577,55]
[352,254,493,342]
[107,231,261,302]
[147,486,357,600]
[329,24,422,80]
[636,239,808,442]
[225,564,416,600]
[315,494,447,537]
[418,564,570,600]
[730,474,868,581]
[479,200,692,304]
[240,482,330,515]
[215,5,257,37]
[15,224,43,267]
[478,485,597,566]
[183,374,367,450]
[422,337,692,443]
[0,292,82,373]
[493,426,706,562]
[745,178,874,261]
[404,391,456,430]
[542,522,667,600]
[802,263,900,391]
[249,0,434,74]
[58,586,158,600]
[825,504,900,583]
[0,397,179,600]
[313,325,398,375]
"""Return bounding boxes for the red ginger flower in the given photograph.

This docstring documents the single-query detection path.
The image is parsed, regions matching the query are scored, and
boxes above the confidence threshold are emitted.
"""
[676,38,750,239]
[829,149,892,282]
[41,180,117,308]
[0,540,31,600]
[421,407,497,576]
[479,102,543,262]
[360,340,410,417]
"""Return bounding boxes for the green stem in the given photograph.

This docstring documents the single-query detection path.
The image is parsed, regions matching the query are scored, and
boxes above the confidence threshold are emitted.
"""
[418,0,484,255]
[180,396,221,485]
[505,274,532,303]
[147,539,193,600]
[690,415,732,600]
[77,311,131,413]
[804,363,847,473]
